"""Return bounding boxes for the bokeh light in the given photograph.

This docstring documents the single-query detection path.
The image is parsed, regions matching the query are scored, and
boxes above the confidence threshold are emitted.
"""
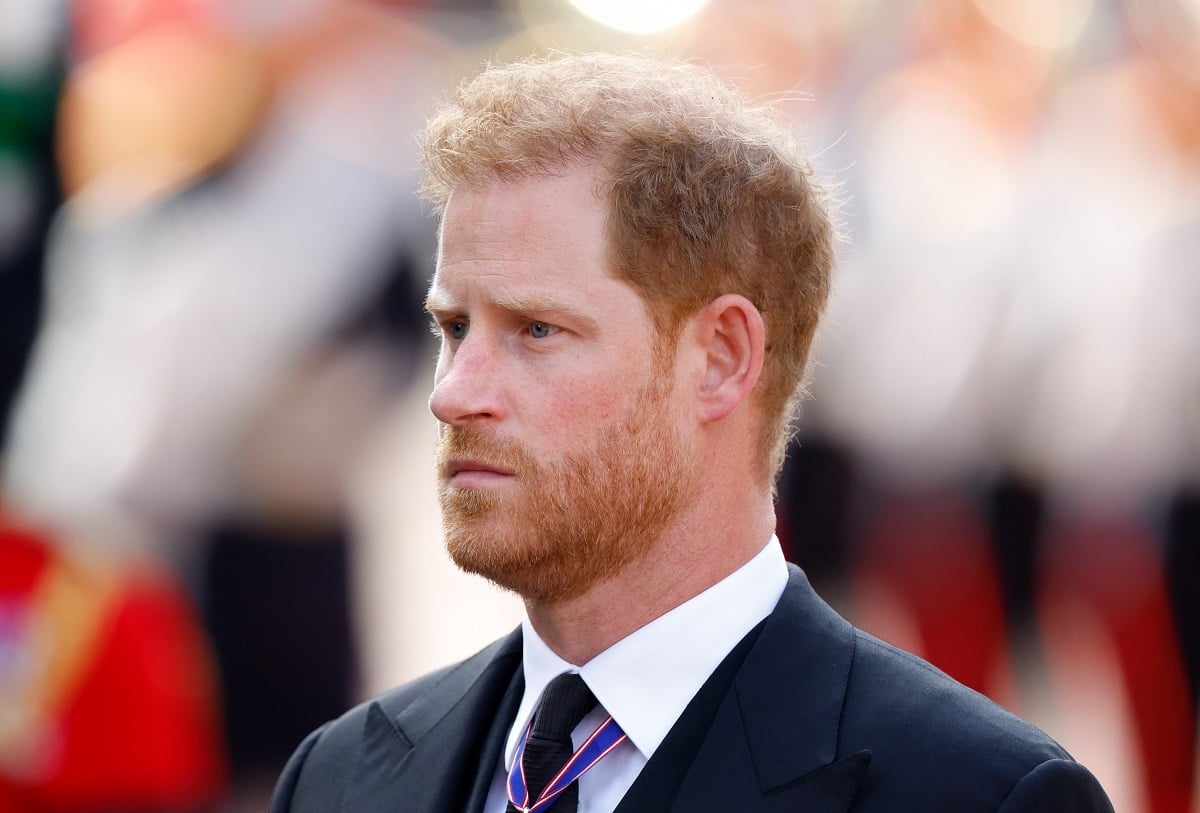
[565,0,708,34]
[972,0,1095,50]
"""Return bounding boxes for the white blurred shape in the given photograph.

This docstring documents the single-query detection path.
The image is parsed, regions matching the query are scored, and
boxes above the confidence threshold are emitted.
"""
[0,0,63,73]
[816,259,1001,482]
[566,0,707,34]
[811,64,1025,482]
[861,71,1020,250]
[3,102,414,538]
[972,0,1094,50]
[999,64,1200,500]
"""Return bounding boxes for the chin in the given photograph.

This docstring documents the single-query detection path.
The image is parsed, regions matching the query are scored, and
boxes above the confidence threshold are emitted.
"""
[443,525,602,604]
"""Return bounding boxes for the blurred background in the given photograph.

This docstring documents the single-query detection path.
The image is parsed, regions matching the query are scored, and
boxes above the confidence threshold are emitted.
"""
[0,0,1196,810]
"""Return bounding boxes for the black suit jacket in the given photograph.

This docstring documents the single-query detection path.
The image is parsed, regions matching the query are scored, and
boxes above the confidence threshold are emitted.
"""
[270,565,1114,812]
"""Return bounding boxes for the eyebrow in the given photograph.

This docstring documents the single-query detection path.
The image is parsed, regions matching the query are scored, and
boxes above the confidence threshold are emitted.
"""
[423,289,448,315]
[493,291,591,318]
[425,289,597,329]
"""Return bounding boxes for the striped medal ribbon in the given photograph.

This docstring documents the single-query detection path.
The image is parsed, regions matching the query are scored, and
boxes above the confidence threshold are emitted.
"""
[506,714,627,813]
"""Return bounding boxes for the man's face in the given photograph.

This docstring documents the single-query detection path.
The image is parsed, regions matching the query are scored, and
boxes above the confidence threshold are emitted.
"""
[426,165,697,604]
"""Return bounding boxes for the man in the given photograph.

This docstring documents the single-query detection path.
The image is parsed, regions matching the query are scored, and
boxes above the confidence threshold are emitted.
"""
[270,52,1114,812]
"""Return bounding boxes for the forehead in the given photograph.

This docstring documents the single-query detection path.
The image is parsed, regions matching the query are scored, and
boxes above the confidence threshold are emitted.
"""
[443,165,607,240]
[429,166,622,306]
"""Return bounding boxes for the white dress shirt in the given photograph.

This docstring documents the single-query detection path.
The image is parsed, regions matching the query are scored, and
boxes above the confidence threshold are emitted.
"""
[484,536,789,813]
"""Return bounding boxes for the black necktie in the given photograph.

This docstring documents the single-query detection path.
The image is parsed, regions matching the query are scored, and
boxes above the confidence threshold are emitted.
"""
[506,672,597,813]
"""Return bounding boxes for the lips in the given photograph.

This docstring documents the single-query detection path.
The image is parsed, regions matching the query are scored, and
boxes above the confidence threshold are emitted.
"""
[437,428,527,487]
[446,458,511,477]
[443,458,516,485]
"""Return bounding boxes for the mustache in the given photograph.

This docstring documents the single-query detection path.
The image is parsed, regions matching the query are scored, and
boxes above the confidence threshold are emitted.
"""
[436,428,538,478]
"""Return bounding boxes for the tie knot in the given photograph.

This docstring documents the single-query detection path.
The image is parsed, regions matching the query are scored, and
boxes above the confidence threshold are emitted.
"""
[531,673,596,740]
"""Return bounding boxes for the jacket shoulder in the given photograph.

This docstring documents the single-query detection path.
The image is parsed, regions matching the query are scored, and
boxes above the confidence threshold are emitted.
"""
[268,633,519,813]
[842,630,1110,810]
[846,630,1064,754]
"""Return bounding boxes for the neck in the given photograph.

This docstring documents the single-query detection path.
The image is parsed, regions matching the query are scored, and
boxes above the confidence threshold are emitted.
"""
[524,484,777,666]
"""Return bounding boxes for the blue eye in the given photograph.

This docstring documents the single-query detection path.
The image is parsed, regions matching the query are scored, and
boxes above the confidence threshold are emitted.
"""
[448,321,468,340]
[529,321,553,338]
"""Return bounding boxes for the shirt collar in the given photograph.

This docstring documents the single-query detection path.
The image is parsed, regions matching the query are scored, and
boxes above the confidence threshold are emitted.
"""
[505,536,788,767]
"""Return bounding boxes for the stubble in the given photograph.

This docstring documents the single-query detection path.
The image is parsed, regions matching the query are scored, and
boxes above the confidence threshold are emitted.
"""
[435,380,694,604]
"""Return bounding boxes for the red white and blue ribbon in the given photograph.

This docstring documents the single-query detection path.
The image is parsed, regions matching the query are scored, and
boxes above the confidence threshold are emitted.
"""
[506,714,627,813]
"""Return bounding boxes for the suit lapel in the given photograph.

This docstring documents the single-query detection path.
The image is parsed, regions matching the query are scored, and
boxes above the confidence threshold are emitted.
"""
[343,629,523,813]
[670,566,871,812]
[464,664,525,813]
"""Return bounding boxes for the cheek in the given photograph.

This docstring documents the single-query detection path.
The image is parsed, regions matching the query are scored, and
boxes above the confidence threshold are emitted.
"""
[515,338,660,435]
[526,377,631,436]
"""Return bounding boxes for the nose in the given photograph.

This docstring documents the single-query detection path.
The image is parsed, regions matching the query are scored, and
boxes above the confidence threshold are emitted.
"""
[428,334,506,426]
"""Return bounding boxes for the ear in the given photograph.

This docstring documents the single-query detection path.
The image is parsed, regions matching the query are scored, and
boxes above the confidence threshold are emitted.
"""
[691,294,765,424]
